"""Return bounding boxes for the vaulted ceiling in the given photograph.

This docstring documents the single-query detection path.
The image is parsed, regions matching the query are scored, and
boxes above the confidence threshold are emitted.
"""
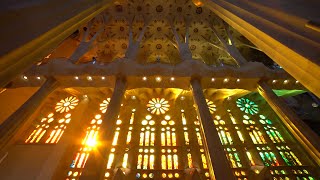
[55,0,274,67]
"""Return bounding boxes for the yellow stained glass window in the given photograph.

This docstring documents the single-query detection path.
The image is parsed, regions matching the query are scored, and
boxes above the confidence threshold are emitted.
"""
[112,131,119,145]
[137,154,143,169]
[201,154,208,169]
[173,154,178,169]
[107,153,114,169]
[187,153,193,168]
[122,153,128,168]
[161,155,166,169]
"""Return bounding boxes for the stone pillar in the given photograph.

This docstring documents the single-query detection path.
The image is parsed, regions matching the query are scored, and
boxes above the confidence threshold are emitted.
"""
[190,77,235,180]
[257,81,320,166]
[0,77,59,151]
[80,76,127,180]
[200,0,320,97]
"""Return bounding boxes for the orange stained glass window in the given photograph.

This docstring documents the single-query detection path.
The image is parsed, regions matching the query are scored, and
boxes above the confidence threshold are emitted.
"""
[26,97,79,144]
[201,154,208,169]
[122,153,128,168]
[187,153,193,168]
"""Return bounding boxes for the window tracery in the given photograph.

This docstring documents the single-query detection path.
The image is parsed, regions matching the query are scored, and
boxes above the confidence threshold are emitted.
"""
[25,96,79,144]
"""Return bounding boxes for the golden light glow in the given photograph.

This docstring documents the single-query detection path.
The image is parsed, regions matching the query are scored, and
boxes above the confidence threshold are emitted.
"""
[99,98,111,113]
[147,98,170,115]
[55,96,79,113]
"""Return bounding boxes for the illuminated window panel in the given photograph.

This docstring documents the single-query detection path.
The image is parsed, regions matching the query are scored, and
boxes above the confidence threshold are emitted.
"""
[137,149,155,170]
[195,128,203,146]
[225,148,242,168]
[257,117,285,144]
[55,96,79,113]
[276,146,302,166]
[206,99,217,114]
[187,153,193,168]
[129,110,135,124]
[126,130,132,144]
[161,128,177,146]
[245,150,256,166]
[161,115,177,147]
[227,110,237,124]
[122,153,128,168]
[269,168,315,180]
[112,130,120,145]
[161,149,179,170]
[234,170,247,179]
[25,96,79,144]
[216,127,233,145]
[107,153,115,169]
[184,131,190,145]
[99,98,110,113]
[161,154,166,169]
[137,154,143,169]
[147,98,170,115]
[236,98,259,115]
[181,110,187,125]
[66,98,109,179]
[201,154,208,169]
[246,126,267,144]
[257,146,279,166]
[235,127,245,143]
[140,115,155,147]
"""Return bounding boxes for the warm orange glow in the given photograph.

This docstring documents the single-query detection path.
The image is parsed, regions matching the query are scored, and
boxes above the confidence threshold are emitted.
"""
[192,0,204,7]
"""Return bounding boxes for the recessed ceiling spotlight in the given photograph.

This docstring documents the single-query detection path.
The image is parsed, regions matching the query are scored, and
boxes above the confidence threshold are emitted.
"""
[36,76,41,80]
[170,77,175,81]
[75,76,79,80]
[284,80,289,84]
[87,76,92,81]
[211,78,215,82]
[272,80,277,84]
[142,76,147,81]
[223,78,229,83]
[180,96,185,100]
[101,76,105,80]
[131,95,136,100]
[23,75,28,80]
[236,79,240,82]
[155,76,162,82]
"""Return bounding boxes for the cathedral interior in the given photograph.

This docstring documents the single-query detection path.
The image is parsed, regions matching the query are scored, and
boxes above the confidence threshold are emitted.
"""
[0,0,320,179]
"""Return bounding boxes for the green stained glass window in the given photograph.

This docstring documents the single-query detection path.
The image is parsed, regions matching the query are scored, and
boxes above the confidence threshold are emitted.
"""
[236,98,259,115]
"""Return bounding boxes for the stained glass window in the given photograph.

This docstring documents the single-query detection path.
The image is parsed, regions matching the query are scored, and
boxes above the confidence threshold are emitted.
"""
[66,98,107,179]
[25,96,79,144]
[236,98,259,115]
[61,91,316,179]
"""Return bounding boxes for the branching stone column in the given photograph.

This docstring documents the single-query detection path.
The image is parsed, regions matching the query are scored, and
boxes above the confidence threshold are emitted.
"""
[80,76,127,180]
[257,81,320,166]
[190,77,235,180]
[0,77,59,151]
[124,18,148,60]
[70,15,108,63]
